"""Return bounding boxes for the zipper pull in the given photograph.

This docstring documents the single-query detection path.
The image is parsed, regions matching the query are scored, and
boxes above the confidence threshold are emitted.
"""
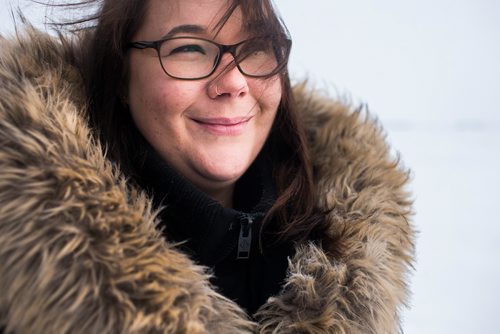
[237,214,253,259]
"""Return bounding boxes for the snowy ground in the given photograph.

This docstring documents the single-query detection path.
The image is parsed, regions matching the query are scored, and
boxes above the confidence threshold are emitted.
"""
[2,1,499,332]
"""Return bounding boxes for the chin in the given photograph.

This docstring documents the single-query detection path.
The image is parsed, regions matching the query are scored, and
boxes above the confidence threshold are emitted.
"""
[196,159,249,184]
[200,166,245,184]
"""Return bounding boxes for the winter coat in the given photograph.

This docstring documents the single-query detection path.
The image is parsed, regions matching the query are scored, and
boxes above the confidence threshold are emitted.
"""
[0,28,416,334]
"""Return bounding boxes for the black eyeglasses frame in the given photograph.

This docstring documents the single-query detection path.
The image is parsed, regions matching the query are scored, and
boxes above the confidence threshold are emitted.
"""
[127,35,292,80]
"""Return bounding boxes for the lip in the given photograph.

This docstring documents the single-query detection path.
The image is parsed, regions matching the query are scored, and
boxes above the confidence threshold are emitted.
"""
[190,116,253,136]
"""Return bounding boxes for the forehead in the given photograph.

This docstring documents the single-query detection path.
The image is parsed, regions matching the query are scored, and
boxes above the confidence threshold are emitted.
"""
[138,0,244,42]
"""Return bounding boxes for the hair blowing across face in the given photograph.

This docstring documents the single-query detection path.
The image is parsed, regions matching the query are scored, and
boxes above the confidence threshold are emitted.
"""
[56,0,327,243]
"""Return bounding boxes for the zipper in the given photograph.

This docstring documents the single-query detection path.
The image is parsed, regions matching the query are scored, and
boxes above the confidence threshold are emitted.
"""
[237,214,254,259]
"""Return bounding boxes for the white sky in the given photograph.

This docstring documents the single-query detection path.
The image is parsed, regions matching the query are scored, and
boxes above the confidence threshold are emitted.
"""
[275,0,500,124]
[1,1,500,333]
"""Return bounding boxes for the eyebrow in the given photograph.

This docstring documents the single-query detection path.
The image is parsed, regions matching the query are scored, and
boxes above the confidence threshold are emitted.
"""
[162,24,208,38]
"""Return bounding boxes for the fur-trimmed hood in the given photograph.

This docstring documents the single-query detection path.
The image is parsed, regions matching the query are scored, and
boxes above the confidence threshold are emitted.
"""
[0,29,415,333]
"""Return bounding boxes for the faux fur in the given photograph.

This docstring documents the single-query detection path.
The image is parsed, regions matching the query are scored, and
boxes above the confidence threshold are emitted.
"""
[0,29,415,334]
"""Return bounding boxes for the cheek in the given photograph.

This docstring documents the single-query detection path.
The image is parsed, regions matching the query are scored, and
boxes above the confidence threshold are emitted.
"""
[128,60,200,124]
[252,77,282,118]
[128,56,163,115]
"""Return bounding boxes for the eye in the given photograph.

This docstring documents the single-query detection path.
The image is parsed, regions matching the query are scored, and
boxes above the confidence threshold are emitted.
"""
[240,39,273,57]
[170,44,207,55]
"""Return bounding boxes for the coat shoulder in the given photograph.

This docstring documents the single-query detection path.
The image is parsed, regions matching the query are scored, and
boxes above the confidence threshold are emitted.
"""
[255,83,416,334]
[0,28,254,334]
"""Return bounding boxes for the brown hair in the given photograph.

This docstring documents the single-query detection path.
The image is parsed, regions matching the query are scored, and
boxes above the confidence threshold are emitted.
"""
[51,0,326,243]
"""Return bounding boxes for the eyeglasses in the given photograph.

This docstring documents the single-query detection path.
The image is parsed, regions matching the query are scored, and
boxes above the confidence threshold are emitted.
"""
[127,35,291,80]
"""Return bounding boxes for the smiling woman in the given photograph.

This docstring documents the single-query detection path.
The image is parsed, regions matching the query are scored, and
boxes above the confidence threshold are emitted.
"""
[0,0,416,333]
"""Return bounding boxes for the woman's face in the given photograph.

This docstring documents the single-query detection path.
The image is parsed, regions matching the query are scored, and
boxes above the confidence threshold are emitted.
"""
[128,0,282,203]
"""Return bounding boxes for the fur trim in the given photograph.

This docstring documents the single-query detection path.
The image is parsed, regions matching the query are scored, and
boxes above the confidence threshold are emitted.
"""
[0,29,415,333]
[255,86,415,333]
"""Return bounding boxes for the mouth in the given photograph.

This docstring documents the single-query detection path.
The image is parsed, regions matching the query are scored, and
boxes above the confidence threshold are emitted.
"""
[190,116,253,136]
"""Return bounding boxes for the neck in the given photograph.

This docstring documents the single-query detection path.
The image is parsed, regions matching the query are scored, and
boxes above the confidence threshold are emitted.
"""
[204,184,234,208]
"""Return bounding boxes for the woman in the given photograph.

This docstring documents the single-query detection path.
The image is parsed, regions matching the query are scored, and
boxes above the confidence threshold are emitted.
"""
[0,0,415,333]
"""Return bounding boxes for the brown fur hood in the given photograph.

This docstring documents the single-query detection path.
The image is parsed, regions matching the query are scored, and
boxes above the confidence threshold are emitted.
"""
[0,29,415,333]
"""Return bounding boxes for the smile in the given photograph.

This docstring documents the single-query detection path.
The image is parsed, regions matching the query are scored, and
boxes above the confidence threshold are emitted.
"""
[191,116,253,136]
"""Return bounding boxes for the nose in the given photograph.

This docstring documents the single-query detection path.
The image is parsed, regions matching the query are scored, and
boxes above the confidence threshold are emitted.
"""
[208,53,249,99]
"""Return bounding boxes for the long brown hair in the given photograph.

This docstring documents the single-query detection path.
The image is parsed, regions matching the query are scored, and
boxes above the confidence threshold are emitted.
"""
[50,0,325,243]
